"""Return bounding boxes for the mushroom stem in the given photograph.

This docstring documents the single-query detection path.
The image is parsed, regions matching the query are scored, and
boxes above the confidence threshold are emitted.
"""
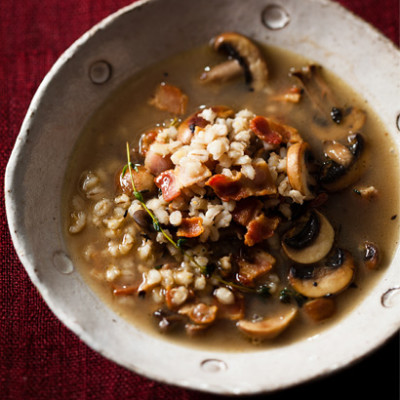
[200,59,243,84]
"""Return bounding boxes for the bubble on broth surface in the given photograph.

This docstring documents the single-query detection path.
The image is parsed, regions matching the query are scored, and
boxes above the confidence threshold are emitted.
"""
[262,4,290,30]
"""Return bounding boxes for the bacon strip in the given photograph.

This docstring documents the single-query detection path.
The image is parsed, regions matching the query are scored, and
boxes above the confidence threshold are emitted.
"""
[177,217,204,238]
[145,151,174,176]
[250,116,303,145]
[244,214,280,247]
[206,160,276,201]
[237,250,276,286]
[154,169,181,202]
[232,197,263,226]
[149,83,188,115]
[250,116,282,146]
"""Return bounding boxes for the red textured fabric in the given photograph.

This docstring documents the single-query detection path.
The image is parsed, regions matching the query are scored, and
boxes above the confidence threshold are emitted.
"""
[1,1,399,399]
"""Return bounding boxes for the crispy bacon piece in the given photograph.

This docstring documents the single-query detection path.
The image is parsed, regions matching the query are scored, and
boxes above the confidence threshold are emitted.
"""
[250,116,282,146]
[232,197,263,226]
[177,217,204,238]
[250,116,302,145]
[244,214,280,246]
[206,161,276,201]
[149,83,188,115]
[271,85,302,103]
[154,169,181,202]
[237,250,276,286]
[144,150,174,176]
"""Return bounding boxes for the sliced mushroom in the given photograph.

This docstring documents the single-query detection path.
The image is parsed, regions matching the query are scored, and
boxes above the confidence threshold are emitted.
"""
[286,142,316,199]
[282,210,335,264]
[291,65,367,139]
[237,307,297,339]
[342,107,367,133]
[288,248,355,298]
[320,133,368,192]
[290,64,336,121]
[323,140,353,168]
[212,32,268,91]
[303,297,336,322]
[118,165,156,194]
[200,59,243,84]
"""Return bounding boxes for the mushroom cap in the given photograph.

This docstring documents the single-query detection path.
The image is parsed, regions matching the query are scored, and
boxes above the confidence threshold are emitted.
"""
[237,307,297,339]
[213,32,268,91]
[288,249,356,298]
[320,134,368,192]
[282,211,335,264]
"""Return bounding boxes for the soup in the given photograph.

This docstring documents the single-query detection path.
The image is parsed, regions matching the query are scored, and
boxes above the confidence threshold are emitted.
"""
[63,33,399,350]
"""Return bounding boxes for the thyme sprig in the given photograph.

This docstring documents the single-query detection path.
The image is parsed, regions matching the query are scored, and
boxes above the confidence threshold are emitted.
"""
[125,142,207,274]
[218,278,271,298]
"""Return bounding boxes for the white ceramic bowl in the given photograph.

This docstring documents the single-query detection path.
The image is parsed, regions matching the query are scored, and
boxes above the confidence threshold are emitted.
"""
[5,0,400,395]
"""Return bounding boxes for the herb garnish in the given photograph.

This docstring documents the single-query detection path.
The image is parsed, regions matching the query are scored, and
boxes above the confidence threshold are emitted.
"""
[279,287,307,306]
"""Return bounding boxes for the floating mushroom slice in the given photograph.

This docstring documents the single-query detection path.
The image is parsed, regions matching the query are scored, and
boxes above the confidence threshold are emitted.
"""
[237,307,297,339]
[282,210,335,264]
[290,64,336,120]
[303,297,336,322]
[287,142,315,199]
[320,133,368,192]
[288,249,356,298]
[323,140,353,168]
[291,65,367,140]
[213,32,268,91]
[342,107,367,133]
[200,59,243,84]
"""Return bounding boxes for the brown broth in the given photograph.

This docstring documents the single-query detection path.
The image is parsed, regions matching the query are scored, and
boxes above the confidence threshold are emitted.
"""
[63,43,400,351]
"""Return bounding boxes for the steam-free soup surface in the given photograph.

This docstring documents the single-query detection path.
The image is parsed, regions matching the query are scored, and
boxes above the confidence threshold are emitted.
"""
[64,39,399,351]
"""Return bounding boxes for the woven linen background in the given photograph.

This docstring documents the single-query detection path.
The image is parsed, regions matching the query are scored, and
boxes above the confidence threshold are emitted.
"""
[1,0,399,399]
